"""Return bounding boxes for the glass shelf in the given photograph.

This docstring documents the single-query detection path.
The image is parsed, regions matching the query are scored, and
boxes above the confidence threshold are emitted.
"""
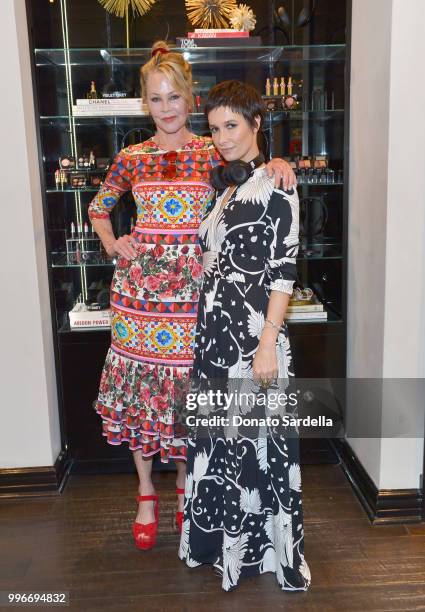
[52,261,116,268]
[297,181,344,187]
[40,110,344,128]
[51,252,115,268]
[45,181,343,193]
[35,45,346,68]
[298,244,342,259]
[46,187,100,193]
[50,246,342,268]
[57,310,342,334]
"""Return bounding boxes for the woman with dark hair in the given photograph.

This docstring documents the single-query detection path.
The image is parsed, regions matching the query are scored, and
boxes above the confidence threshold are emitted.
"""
[179,81,311,593]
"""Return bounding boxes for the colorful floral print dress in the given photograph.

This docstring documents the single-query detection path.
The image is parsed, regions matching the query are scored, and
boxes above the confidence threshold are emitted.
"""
[88,135,221,461]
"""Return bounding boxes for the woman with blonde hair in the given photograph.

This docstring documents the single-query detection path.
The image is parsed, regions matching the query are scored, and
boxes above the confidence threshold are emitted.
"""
[88,41,296,551]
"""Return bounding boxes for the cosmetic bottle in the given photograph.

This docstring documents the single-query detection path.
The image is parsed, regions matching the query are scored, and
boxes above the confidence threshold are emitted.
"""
[287,77,293,96]
[265,78,271,97]
[55,169,61,189]
[284,76,297,110]
[280,77,286,97]
[89,151,96,169]
[325,169,335,183]
[87,81,98,100]
[273,77,279,96]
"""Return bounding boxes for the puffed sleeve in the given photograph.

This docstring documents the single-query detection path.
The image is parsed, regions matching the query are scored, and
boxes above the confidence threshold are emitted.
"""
[265,187,299,295]
[88,150,133,221]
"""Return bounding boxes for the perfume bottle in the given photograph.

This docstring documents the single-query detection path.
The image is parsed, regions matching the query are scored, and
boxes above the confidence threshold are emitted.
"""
[287,77,293,96]
[273,77,279,96]
[284,77,297,110]
[280,77,286,97]
[265,78,271,97]
[87,81,98,100]
[89,150,96,169]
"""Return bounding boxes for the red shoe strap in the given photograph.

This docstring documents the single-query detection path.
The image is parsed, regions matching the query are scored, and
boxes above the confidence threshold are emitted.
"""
[176,488,185,495]
[136,495,158,502]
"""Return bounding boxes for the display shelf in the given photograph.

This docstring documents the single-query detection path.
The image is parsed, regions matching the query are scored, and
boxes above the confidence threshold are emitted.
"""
[51,260,116,268]
[50,245,342,267]
[57,310,342,335]
[51,252,115,267]
[297,182,344,187]
[29,0,349,469]
[45,182,344,193]
[45,183,343,193]
[46,187,101,193]
[34,45,346,67]
[40,109,344,122]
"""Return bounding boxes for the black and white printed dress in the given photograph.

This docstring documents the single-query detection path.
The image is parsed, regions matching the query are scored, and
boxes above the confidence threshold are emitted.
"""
[178,166,311,592]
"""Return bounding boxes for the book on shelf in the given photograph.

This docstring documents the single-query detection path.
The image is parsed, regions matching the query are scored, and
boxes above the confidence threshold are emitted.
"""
[285,311,328,321]
[76,98,143,107]
[69,303,111,329]
[176,36,261,48]
[188,31,249,38]
[194,28,240,33]
[72,106,147,116]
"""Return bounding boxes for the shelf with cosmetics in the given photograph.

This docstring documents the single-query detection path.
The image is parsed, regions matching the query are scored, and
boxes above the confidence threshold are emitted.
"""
[34,37,348,331]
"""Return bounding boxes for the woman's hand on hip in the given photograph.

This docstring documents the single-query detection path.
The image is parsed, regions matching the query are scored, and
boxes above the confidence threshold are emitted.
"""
[265,158,297,190]
[109,234,138,260]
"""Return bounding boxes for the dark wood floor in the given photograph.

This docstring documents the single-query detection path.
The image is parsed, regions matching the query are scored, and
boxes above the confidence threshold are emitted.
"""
[1,465,425,611]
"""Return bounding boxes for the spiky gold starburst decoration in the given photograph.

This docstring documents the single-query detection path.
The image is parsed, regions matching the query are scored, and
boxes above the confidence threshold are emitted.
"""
[229,3,256,32]
[185,0,237,29]
[98,0,156,18]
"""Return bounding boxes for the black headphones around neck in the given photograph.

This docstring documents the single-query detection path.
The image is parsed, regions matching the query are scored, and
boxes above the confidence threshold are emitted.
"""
[210,153,265,191]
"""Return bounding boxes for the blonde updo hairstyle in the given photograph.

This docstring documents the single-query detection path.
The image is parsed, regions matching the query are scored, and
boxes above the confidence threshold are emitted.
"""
[140,41,193,108]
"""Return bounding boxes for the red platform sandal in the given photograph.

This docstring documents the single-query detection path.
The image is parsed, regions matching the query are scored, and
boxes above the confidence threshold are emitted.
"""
[132,495,159,550]
[175,488,185,533]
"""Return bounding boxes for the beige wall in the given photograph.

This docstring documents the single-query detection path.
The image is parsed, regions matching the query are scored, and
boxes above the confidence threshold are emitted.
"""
[348,0,425,489]
[0,0,61,468]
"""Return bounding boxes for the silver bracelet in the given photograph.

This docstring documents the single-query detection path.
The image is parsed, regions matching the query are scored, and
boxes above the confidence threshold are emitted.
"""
[264,318,284,333]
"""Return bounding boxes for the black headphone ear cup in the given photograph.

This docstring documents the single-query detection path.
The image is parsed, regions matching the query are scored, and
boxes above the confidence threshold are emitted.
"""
[226,161,251,185]
[210,166,228,191]
[221,160,251,186]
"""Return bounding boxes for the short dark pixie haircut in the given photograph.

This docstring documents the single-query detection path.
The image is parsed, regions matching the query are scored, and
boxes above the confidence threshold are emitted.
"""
[205,80,266,130]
